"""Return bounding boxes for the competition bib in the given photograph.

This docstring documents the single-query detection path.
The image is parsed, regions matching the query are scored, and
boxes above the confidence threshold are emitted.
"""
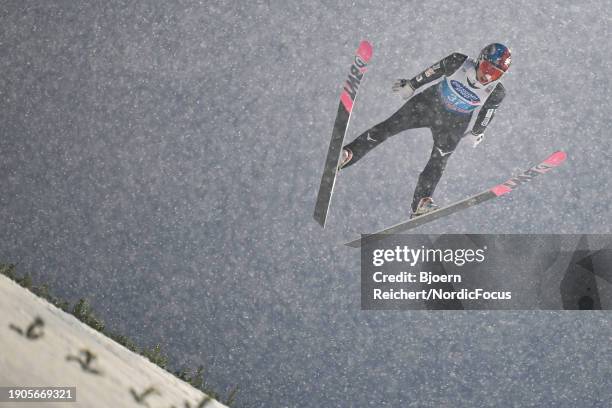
[439,59,496,114]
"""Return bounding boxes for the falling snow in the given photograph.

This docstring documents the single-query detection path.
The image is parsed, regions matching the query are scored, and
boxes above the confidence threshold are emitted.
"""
[1,1,612,407]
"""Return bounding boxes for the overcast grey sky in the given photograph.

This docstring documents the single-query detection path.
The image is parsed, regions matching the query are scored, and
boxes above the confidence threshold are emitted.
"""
[2,1,612,406]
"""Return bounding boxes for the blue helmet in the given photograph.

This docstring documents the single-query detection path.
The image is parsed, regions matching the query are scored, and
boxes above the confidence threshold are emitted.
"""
[478,43,512,72]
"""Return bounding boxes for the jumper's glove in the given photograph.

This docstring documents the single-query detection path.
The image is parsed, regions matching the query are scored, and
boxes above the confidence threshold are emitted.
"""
[466,130,485,148]
[392,79,414,100]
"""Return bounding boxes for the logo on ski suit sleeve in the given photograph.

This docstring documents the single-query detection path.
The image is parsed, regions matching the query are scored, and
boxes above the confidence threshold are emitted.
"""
[438,59,495,115]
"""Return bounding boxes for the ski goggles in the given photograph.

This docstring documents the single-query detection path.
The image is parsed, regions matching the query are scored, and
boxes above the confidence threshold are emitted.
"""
[478,60,505,83]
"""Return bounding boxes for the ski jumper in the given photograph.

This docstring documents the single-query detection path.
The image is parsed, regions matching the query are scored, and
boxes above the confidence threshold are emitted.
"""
[342,53,506,212]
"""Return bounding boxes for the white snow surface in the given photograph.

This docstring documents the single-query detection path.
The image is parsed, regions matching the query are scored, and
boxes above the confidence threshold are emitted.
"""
[1,1,612,407]
[0,275,227,408]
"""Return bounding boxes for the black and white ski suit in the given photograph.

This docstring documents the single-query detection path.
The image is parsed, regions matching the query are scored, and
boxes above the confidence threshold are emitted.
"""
[342,52,506,212]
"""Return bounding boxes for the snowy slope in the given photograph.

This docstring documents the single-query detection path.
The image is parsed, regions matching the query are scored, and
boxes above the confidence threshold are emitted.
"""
[1,1,612,407]
[0,275,227,408]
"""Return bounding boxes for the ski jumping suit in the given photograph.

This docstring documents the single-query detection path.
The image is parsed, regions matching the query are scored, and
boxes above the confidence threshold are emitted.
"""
[341,53,506,212]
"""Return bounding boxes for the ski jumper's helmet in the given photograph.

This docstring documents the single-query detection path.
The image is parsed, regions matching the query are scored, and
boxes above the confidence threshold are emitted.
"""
[477,43,512,82]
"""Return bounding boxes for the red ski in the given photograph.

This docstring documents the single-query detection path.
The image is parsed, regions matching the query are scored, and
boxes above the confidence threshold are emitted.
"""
[345,151,567,247]
[314,41,373,227]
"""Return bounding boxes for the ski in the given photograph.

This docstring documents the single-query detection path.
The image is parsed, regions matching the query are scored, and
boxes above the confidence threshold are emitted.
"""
[313,40,373,227]
[345,151,567,247]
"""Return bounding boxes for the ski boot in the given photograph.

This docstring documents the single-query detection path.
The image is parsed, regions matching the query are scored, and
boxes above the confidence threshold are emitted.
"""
[338,148,353,170]
[411,197,439,218]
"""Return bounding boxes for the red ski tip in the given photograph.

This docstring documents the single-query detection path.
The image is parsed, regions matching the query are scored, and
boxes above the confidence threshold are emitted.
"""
[357,41,373,62]
[543,151,567,166]
[490,151,567,197]
[491,184,512,196]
